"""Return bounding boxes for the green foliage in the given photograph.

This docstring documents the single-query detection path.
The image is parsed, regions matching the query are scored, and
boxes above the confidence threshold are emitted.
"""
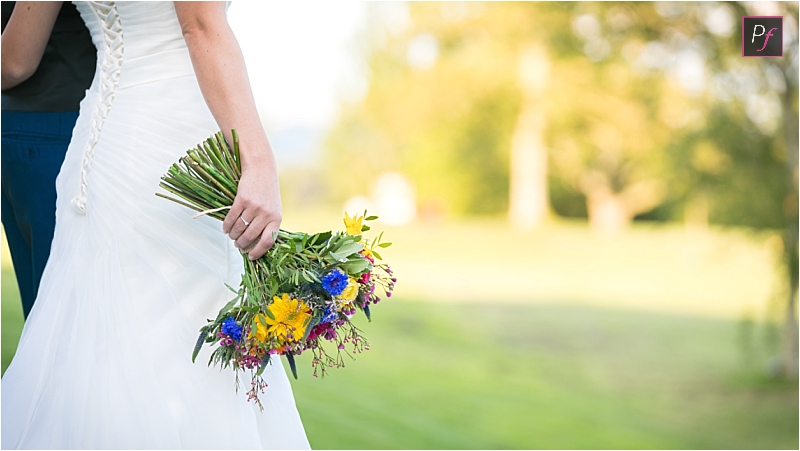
[326,2,798,231]
[325,3,526,215]
[548,175,588,219]
[666,105,794,229]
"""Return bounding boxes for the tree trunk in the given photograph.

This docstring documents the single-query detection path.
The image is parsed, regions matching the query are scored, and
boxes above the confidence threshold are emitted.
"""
[509,108,548,229]
[586,190,631,236]
[782,247,798,378]
[580,174,665,235]
[509,45,549,230]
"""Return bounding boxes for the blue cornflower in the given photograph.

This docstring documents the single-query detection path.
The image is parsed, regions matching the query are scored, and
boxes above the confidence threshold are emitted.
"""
[221,316,243,341]
[321,304,338,324]
[321,268,348,297]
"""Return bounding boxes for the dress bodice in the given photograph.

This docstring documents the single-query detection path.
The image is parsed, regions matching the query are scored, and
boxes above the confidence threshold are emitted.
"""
[74,1,196,90]
[69,1,196,213]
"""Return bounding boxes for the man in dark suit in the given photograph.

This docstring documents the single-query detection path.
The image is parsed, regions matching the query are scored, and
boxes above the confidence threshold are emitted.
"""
[2,1,96,318]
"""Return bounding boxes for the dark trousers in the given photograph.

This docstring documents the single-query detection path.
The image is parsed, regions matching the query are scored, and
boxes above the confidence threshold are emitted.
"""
[2,110,77,318]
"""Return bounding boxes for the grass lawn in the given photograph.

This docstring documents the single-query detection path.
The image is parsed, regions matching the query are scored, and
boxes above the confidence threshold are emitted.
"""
[1,268,24,373]
[2,220,797,449]
[290,300,798,449]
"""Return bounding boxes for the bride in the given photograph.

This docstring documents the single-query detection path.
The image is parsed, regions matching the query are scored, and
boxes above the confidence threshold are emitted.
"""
[1,2,310,449]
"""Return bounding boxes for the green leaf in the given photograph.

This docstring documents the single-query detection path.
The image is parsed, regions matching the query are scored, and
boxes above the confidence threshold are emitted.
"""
[327,251,349,263]
[365,215,378,221]
[301,315,321,342]
[336,241,364,257]
[361,225,371,232]
[310,231,332,246]
[378,242,392,248]
[341,258,371,273]
[214,297,240,322]
[372,250,383,260]
[255,354,271,376]
[285,352,298,379]
[263,308,275,321]
[192,330,207,363]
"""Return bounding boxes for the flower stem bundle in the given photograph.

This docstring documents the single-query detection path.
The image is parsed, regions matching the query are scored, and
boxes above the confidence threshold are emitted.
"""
[158,131,395,409]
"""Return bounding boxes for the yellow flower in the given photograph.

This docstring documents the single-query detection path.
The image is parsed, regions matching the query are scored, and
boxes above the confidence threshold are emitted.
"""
[337,278,359,302]
[252,294,311,344]
[360,242,373,259]
[251,316,269,343]
[343,212,364,236]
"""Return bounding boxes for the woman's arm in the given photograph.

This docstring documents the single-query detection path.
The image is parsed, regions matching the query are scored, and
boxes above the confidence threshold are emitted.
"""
[175,2,281,260]
[1,1,63,89]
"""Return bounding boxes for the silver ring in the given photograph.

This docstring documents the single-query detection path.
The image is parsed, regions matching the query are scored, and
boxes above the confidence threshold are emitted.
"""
[240,217,250,226]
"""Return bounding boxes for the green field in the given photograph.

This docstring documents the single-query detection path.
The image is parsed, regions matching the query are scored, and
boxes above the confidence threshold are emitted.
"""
[292,302,797,449]
[2,220,798,449]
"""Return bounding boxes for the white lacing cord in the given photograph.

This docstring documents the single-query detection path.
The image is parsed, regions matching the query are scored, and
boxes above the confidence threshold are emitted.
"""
[71,1,123,214]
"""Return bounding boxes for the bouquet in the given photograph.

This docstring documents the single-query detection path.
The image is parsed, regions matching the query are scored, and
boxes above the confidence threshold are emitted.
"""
[156,130,395,408]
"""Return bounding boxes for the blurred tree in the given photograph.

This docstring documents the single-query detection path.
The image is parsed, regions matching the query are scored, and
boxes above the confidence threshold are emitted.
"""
[325,2,573,217]
[547,0,799,377]
[326,2,684,232]
[546,56,671,235]
[326,0,798,375]
[625,1,798,377]
[547,3,675,235]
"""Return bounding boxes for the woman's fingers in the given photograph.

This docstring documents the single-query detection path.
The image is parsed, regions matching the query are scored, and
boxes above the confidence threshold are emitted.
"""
[234,212,265,250]
[222,201,245,235]
[223,166,282,259]
[226,204,281,259]
[226,217,250,243]
[246,220,280,260]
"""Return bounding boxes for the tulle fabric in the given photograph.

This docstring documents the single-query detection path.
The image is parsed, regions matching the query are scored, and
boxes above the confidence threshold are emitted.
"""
[1,2,310,449]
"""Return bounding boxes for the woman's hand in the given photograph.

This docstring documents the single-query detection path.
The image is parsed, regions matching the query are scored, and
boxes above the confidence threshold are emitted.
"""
[222,156,282,260]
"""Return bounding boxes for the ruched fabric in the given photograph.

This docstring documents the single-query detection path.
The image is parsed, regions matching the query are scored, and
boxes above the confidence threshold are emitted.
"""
[1,2,310,449]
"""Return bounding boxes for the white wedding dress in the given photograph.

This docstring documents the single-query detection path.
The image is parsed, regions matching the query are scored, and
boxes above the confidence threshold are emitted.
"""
[1,2,310,449]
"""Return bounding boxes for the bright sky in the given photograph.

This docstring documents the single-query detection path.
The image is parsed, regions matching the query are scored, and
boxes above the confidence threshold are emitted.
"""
[227,1,368,132]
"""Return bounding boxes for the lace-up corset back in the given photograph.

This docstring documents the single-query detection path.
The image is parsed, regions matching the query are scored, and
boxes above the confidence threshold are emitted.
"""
[71,1,195,213]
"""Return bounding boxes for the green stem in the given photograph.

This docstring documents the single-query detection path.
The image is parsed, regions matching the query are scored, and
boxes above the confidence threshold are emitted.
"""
[217,133,241,179]
[187,158,237,201]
